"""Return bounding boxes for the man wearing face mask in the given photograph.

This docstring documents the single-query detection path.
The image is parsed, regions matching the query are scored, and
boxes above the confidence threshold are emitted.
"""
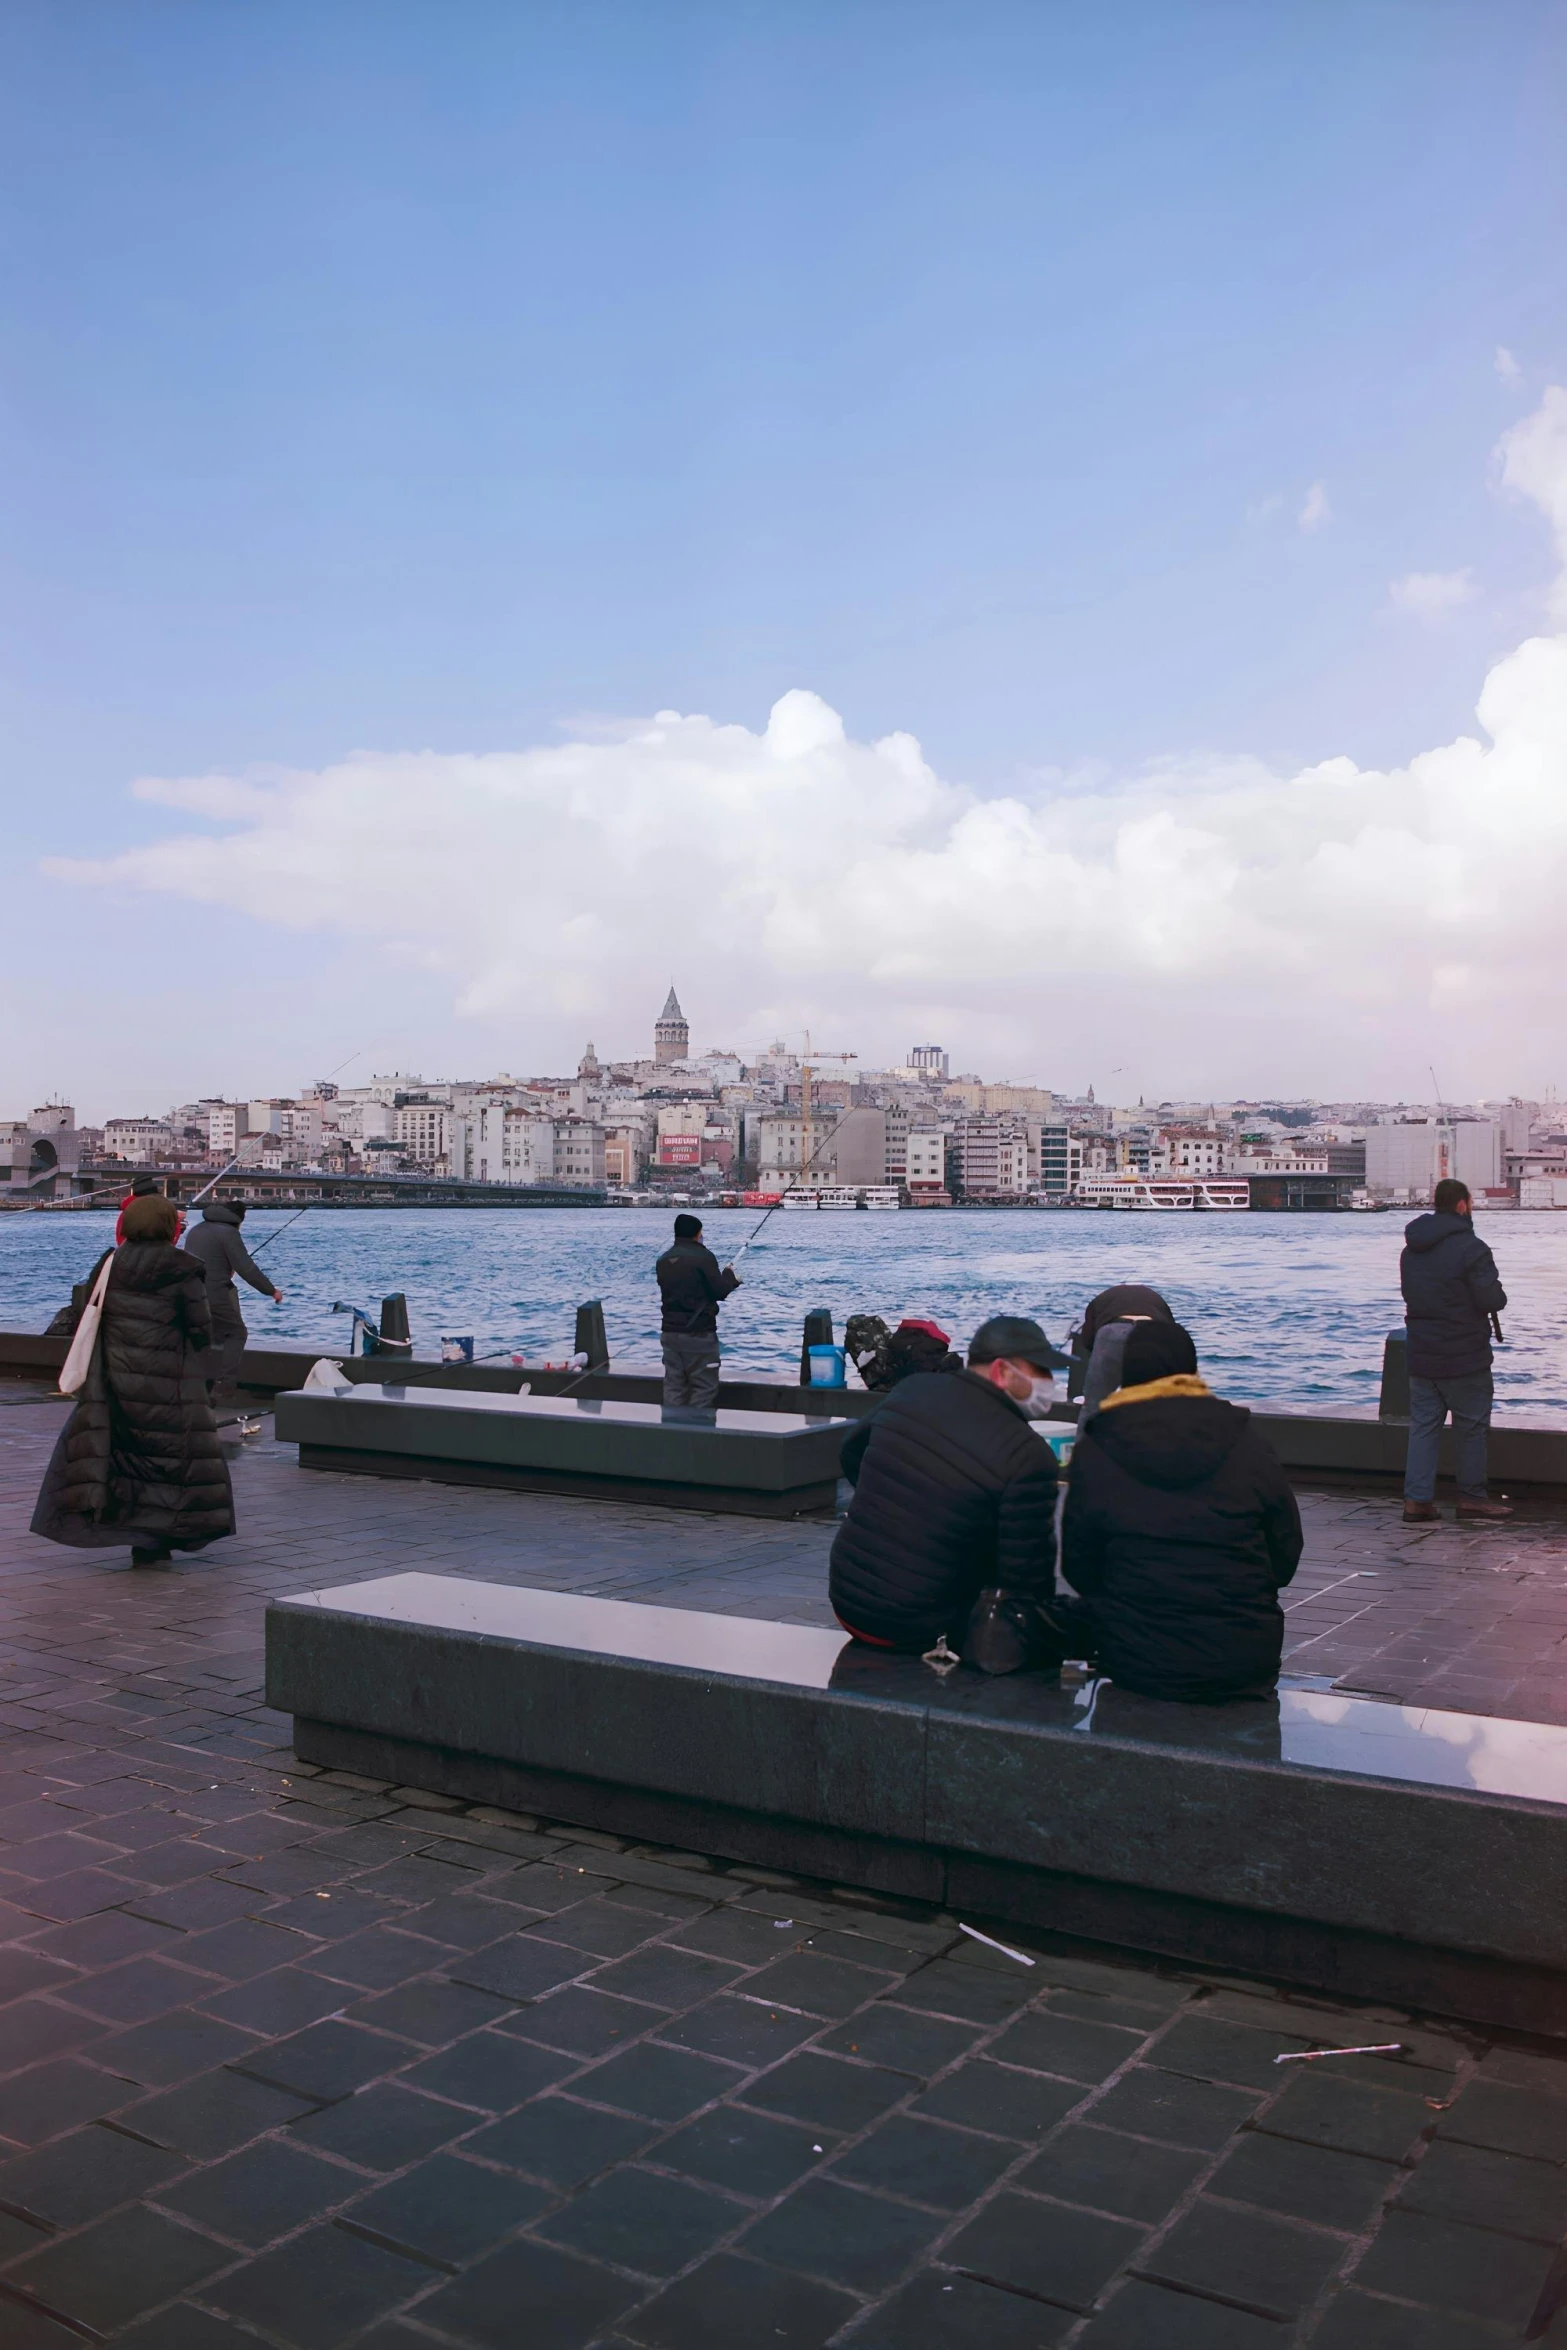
[829,1314,1072,1658]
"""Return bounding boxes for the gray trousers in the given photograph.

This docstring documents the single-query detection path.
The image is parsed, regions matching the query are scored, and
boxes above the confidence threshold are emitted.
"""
[206,1310,247,1400]
[1405,1370,1492,1501]
[662,1332,721,1410]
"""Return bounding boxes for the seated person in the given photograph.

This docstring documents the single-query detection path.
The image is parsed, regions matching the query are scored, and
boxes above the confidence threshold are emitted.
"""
[1074,1283,1176,1419]
[829,1314,1069,1654]
[845,1314,963,1392]
[1061,1321,1303,1702]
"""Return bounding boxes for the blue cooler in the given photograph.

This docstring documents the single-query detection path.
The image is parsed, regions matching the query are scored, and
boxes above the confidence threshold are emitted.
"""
[807,1344,847,1388]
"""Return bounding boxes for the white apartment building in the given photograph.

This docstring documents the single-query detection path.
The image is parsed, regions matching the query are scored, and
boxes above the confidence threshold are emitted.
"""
[392,1103,452,1167]
[472,1106,558,1185]
[905,1128,950,1202]
[103,1118,174,1161]
[555,1121,606,1188]
[1364,1121,1502,1200]
[1159,1127,1229,1174]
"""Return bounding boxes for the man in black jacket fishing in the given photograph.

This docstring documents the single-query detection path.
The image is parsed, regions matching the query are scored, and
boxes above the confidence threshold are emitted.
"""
[1400,1178,1510,1523]
[1061,1320,1303,1702]
[655,1214,740,1408]
[183,1202,282,1401]
[829,1314,1070,1656]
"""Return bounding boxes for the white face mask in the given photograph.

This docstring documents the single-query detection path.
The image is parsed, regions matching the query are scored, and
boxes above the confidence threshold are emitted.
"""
[1017,1370,1056,1419]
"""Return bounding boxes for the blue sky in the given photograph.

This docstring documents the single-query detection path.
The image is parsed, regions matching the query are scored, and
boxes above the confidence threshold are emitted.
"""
[3,1,1565,1110]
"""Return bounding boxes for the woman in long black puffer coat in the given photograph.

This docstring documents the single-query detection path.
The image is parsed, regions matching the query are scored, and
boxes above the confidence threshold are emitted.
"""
[32,1193,235,1567]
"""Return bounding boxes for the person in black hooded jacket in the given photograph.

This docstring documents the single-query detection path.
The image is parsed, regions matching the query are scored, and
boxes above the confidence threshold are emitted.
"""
[1061,1320,1302,1702]
[1399,1179,1509,1523]
[183,1201,281,1398]
[32,1192,235,1567]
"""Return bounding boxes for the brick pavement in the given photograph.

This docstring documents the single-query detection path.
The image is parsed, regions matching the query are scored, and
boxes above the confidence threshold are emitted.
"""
[1,1389,1567,2344]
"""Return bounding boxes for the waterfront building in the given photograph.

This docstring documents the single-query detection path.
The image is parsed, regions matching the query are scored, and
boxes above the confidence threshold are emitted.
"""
[905,1126,951,1205]
[1364,1118,1502,1202]
[952,1117,1031,1200]
[102,1117,174,1161]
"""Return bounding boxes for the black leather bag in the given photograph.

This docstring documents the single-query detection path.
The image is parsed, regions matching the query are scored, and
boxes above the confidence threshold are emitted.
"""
[960,1588,1071,1676]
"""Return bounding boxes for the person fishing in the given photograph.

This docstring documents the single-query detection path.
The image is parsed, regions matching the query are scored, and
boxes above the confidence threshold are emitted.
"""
[655,1213,739,1408]
[183,1201,283,1403]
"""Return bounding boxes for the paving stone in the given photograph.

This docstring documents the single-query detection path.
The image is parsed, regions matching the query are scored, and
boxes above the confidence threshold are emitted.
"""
[850,2268,1076,2348]
[525,1898,667,1959]
[348,1974,511,2044]
[0,2055,134,2143]
[268,1888,405,1938]
[198,1962,350,2034]
[117,2307,270,2350]
[504,1983,664,2057]
[829,2112,1018,2210]
[56,1952,224,2024]
[588,1944,744,2009]
[288,2080,472,2171]
[987,2008,1151,2085]
[894,1957,1035,2026]
[911,2056,1085,2141]
[399,2026,576,2110]
[465,2093,658,2186]
[669,1907,816,1965]
[620,2249,858,2347]
[1476,2046,1567,2097]
[158,2137,355,2245]
[1207,2128,1398,2230]
[537,2162,742,2276]
[0,2206,53,2259]
[744,2050,916,2132]
[1076,2277,1286,2347]
[447,1933,592,2002]
[1394,2134,1567,2240]
[183,1917,322,1980]
[4,2202,232,2332]
[1261,2072,1435,2161]
[416,2233,638,2348]
[91,2008,261,2087]
[1154,2012,1318,2087]
[1310,2289,1519,2347]
[816,2004,983,2077]
[1143,2195,1349,2316]
[345,2151,555,2268]
[1019,2122,1208,2221]
[1436,2077,1567,2162]
[205,2221,436,2348]
[128,2064,317,2158]
[737,1949,899,2018]
[576,2039,742,2121]
[944,2187,1146,2311]
[655,2104,831,2198]
[0,2120,188,2227]
[0,1995,107,2068]
[236,2018,417,2100]
[655,1994,823,2069]
[740,2171,943,2289]
[122,1875,262,1931]
[0,1948,79,2003]
[1350,2205,1557,2326]
[304,1925,458,1992]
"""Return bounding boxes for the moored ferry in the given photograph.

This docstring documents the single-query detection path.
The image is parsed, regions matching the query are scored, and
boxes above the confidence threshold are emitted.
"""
[781,1185,902,1210]
[1073,1175,1250,1211]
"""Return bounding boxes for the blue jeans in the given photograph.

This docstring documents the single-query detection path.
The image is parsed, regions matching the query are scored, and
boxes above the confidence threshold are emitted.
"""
[1405,1370,1492,1502]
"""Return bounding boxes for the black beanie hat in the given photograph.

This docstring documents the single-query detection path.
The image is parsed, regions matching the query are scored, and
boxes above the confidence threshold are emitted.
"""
[1121,1320,1199,1387]
[673,1213,703,1241]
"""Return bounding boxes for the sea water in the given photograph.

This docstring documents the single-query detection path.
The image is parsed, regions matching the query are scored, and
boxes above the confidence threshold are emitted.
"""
[4,1205,1563,1423]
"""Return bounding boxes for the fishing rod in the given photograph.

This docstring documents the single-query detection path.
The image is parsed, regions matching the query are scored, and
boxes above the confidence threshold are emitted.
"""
[1430,1063,1502,1347]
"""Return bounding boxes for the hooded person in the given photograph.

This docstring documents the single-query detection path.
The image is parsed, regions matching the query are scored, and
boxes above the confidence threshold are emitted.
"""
[1061,1319,1302,1702]
[31,1192,235,1567]
[182,1202,282,1400]
[655,1214,740,1410]
[1399,1180,1510,1524]
[829,1313,1072,1658]
[1073,1284,1176,1420]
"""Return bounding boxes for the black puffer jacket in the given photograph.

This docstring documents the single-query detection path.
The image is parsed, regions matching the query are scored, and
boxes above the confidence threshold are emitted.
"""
[1400,1211,1507,1380]
[31,1242,235,1552]
[183,1204,274,1328]
[1061,1384,1302,1701]
[829,1370,1059,1649]
[655,1240,739,1336]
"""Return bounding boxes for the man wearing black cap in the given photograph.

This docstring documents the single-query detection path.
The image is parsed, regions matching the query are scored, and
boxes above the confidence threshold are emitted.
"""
[1062,1319,1302,1701]
[829,1313,1072,1659]
[655,1214,740,1409]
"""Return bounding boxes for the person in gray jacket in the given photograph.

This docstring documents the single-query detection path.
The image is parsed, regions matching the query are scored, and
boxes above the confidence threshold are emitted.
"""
[183,1203,282,1398]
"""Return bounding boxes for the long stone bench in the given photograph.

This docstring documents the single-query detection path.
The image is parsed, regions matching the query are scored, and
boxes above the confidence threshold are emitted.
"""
[272,1385,852,1516]
[267,1573,1567,2037]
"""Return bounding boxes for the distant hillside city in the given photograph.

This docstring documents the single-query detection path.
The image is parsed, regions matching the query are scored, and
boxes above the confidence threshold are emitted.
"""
[5,987,1565,1211]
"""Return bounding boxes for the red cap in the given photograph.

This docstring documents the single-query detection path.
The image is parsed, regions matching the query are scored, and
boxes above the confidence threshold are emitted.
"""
[897,1318,950,1347]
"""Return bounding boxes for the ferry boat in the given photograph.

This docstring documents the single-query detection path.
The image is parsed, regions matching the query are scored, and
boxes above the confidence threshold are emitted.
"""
[1072,1175,1250,1212]
[781,1185,902,1210]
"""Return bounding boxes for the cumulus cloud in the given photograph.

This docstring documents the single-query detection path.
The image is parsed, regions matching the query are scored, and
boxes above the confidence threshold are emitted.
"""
[1298,481,1331,533]
[1387,568,1477,621]
[1495,345,1520,382]
[44,392,1567,1095]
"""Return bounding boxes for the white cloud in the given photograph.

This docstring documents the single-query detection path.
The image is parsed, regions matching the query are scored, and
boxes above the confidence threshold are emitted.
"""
[1387,568,1477,621]
[43,391,1567,1096]
[1298,481,1331,533]
[1496,345,1520,383]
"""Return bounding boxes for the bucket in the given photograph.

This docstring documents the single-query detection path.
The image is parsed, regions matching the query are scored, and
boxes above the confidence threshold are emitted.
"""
[807,1344,847,1389]
[1040,1427,1076,1467]
[441,1335,475,1364]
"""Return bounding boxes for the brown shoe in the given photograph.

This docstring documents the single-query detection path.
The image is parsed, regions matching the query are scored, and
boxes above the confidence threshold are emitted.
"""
[1402,1501,1440,1524]
[1456,1496,1513,1521]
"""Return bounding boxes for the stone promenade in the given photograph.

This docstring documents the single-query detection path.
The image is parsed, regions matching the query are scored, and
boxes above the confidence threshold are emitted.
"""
[1,1388,1566,2347]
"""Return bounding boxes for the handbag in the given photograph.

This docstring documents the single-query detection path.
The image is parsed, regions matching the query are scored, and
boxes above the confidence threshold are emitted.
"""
[960,1589,1072,1677]
[59,1253,113,1398]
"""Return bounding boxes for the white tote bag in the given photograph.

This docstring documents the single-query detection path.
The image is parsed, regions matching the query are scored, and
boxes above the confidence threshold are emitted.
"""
[59,1254,114,1398]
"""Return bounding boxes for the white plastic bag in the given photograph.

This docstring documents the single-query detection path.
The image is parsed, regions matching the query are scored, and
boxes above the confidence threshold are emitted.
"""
[59,1254,114,1398]
[303,1358,353,1393]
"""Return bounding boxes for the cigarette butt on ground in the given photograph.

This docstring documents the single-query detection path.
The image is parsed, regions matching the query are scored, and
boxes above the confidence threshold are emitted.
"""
[1275,2042,1406,2064]
[958,1923,1035,1967]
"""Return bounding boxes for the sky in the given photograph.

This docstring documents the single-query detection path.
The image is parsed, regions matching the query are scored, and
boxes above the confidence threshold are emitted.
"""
[2,0,1565,1116]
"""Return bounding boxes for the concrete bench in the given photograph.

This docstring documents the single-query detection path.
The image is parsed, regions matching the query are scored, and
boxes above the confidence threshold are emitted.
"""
[267,1573,1567,2037]
[272,1384,851,1516]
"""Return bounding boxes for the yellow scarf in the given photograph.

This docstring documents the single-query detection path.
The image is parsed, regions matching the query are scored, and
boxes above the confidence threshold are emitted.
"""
[1097,1373,1212,1412]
